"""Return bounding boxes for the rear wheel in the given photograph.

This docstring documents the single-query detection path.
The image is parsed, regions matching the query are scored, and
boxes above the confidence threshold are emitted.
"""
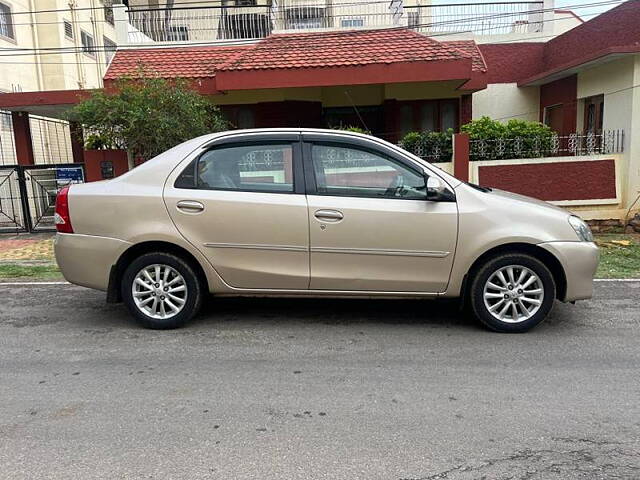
[121,252,203,329]
[469,253,556,333]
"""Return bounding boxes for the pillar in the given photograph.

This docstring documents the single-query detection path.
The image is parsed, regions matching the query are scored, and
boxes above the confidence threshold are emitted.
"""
[11,111,35,166]
[453,133,470,182]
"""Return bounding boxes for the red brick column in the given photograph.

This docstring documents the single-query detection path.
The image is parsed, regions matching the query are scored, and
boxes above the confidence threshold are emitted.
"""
[453,133,470,182]
[460,94,472,128]
[11,111,35,166]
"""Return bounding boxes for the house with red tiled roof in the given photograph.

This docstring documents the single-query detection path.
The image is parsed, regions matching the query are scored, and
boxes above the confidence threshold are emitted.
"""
[102,28,488,143]
[471,0,640,221]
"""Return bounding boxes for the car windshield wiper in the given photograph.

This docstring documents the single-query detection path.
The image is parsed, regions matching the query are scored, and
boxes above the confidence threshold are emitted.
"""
[466,182,492,193]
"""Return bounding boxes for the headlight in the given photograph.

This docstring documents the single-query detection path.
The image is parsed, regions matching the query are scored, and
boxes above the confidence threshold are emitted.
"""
[568,215,594,242]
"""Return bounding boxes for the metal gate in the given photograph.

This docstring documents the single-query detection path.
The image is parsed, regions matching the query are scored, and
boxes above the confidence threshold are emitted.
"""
[0,164,85,233]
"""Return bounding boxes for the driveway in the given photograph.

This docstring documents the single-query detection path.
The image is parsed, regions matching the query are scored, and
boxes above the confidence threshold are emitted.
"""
[0,281,639,479]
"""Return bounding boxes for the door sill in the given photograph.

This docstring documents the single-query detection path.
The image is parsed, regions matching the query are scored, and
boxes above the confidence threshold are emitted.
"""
[214,288,442,298]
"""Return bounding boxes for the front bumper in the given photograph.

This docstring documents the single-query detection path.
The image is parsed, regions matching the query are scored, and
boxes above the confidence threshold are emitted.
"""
[539,241,599,302]
[54,233,131,291]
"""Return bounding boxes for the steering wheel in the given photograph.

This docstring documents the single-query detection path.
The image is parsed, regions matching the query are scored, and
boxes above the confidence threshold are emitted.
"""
[384,174,405,197]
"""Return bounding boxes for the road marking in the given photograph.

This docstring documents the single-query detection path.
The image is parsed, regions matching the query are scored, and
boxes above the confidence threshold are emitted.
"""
[594,279,640,282]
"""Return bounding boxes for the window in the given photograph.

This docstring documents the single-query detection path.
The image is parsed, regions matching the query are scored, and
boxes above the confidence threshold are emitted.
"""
[420,103,436,132]
[440,101,457,131]
[81,30,95,57]
[407,11,420,29]
[311,144,426,199]
[544,104,563,134]
[177,144,295,193]
[0,2,15,40]
[64,20,74,40]
[103,0,114,26]
[285,7,326,29]
[395,100,459,139]
[583,94,604,134]
[340,18,364,28]
[103,36,116,66]
[237,107,255,129]
[167,26,189,42]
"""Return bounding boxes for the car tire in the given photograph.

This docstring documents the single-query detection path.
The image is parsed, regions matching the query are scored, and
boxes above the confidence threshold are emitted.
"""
[121,252,203,329]
[469,253,556,333]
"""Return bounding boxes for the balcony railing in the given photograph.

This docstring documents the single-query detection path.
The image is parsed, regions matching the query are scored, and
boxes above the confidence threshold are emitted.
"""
[469,130,625,161]
[123,1,549,45]
[406,1,545,35]
[127,4,273,44]
[271,0,400,32]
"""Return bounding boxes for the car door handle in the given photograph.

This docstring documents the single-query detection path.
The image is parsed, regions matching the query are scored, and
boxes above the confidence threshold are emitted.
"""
[176,200,205,213]
[314,209,344,222]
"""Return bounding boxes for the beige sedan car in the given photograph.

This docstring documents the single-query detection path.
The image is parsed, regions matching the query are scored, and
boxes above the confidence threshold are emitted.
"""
[54,129,598,332]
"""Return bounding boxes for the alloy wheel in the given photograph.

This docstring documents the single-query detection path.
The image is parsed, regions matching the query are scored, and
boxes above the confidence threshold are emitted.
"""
[131,264,188,319]
[483,265,545,323]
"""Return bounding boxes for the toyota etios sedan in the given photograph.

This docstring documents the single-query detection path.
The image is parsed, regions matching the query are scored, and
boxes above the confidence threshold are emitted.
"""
[54,129,598,332]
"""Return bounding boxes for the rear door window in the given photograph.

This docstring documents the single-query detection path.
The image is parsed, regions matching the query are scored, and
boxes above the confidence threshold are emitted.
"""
[175,143,295,193]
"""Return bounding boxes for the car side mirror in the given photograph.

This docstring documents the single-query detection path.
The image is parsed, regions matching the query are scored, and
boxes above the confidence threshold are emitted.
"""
[425,175,454,202]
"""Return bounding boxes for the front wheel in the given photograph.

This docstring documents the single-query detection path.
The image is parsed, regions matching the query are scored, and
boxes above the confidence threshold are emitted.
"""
[121,252,203,329]
[469,253,556,333]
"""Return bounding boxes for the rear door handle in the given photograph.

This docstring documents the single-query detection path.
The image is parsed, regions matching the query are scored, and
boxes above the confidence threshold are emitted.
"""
[314,209,344,222]
[177,200,205,213]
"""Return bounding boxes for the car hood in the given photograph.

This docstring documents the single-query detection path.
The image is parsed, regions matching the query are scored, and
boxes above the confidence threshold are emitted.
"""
[487,188,569,216]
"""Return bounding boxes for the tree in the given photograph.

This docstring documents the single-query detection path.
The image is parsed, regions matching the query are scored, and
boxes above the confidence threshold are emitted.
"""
[68,73,228,169]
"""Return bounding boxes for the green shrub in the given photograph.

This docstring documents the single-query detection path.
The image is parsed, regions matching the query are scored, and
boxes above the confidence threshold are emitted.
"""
[331,125,371,135]
[399,129,453,163]
[462,116,555,160]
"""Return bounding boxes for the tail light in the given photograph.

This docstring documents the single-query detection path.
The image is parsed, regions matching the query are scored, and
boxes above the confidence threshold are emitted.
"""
[54,185,74,233]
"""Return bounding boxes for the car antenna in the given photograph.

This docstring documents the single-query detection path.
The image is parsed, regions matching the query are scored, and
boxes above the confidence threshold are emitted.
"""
[344,90,369,132]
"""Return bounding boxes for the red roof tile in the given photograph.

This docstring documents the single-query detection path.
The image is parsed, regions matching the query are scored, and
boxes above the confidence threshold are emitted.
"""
[104,45,248,80]
[220,28,471,71]
[443,40,487,73]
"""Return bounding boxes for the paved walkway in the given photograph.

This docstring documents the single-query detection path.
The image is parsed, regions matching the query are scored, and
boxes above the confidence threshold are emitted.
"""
[0,233,55,261]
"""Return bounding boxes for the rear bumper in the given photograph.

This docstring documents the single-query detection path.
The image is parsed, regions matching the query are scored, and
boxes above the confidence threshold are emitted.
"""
[539,241,599,302]
[54,233,131,291]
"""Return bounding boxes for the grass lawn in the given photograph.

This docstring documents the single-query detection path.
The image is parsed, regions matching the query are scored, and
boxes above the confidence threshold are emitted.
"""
[595,234,640,279]
[0,263,63,281]
[0,235,638,282]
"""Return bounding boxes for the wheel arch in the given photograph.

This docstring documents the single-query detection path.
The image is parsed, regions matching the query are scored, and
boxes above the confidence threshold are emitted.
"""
[461,242,567,306]
[107,240,209,303]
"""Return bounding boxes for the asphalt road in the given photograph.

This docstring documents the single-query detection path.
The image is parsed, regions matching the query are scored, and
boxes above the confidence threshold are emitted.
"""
[0,281,639,480]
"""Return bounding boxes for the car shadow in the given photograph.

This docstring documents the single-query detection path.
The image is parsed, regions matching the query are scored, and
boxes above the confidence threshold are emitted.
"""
[192,295,480,330]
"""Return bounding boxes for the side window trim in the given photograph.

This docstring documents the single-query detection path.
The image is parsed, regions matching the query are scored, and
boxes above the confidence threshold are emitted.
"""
[174,139,303,194]
[302,140,427,200]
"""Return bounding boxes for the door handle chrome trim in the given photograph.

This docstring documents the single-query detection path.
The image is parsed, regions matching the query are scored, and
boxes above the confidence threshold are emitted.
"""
[203,242,307,252]
[310,247,451,258]
[314,209,344,222]
[176,200,205,212]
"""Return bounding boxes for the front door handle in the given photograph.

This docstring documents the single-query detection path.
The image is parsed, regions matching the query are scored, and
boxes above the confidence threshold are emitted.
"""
[314,209,344,222]
[177,200,205,213]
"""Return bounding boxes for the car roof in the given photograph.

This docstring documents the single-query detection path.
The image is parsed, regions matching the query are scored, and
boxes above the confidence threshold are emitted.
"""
[117,128,461,189]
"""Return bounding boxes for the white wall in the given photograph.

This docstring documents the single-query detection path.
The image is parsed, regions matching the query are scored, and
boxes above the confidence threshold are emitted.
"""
[577,56,635,136]
[472,83,540,123]
[577,55,639,215]
[552,10,583,36]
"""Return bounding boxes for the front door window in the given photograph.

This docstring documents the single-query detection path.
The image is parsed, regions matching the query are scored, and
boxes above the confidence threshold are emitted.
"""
[311,144,426,199]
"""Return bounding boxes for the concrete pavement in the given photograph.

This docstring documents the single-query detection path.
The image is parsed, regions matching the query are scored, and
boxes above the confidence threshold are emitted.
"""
[0,281,639,479]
